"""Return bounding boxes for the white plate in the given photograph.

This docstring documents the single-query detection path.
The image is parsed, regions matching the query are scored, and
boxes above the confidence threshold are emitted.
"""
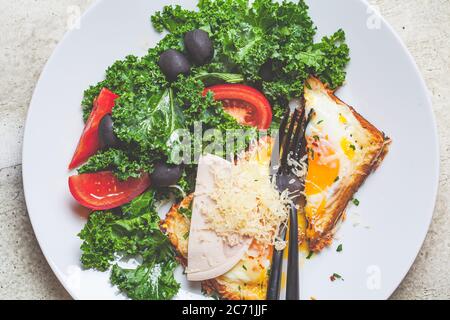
[23,0,439,300]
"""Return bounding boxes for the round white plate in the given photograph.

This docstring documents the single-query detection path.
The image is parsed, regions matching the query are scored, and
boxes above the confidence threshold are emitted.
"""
[23,0,439,300]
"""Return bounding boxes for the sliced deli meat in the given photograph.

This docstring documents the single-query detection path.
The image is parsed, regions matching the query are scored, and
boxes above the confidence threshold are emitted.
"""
[186,154,252,281]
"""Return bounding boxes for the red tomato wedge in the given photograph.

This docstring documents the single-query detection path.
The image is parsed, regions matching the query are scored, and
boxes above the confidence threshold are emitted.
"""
[69,171,151,210]
[203,84,272,130]
[68,88,119,170]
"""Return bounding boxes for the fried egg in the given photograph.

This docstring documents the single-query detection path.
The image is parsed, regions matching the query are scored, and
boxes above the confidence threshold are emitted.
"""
[304,88,364,221]
[303,77,389,251]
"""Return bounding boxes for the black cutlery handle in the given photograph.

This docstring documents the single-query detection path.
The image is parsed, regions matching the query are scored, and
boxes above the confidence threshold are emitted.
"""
[266,227,287,300]
[286,206,299,300]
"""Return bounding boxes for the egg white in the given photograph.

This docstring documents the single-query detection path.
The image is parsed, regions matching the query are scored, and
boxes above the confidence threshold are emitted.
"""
[304,81,369,212]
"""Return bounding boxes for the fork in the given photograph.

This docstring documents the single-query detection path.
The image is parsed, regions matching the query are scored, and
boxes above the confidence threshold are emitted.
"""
[266,98,312,300]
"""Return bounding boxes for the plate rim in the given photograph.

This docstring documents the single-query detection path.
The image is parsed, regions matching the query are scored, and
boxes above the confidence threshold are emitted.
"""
[359,0,441,300]
[22,0,440,300]
[357,0,440,298]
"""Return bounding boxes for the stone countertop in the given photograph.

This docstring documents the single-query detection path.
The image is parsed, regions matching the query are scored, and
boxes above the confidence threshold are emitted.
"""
[0,0,448,300]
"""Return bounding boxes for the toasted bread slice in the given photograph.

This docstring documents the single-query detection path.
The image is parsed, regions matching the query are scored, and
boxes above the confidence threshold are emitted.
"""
[161,195,272,300]
[161,140,275,300]
[304,77,391,252]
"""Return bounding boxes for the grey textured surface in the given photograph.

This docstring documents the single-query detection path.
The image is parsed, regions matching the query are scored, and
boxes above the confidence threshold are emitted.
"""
[0,0,448,300]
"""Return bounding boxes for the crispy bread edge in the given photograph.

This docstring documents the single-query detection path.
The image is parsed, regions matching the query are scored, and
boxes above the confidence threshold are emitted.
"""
[160,194,193,265]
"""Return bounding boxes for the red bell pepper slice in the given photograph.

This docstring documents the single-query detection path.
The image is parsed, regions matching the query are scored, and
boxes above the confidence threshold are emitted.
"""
[69,88,119,169]
[68,171,151,210]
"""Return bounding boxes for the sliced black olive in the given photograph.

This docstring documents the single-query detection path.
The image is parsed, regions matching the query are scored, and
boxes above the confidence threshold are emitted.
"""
[99,114,119,149]
[259,60,275,82]
[184,29,214,65]
[158,49,191,81]
[150,162,183,188]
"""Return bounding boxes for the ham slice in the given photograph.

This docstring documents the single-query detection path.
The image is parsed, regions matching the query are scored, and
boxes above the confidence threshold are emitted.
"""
[186,154,252,281]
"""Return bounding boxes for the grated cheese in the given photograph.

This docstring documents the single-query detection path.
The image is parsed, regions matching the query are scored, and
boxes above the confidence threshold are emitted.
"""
[205,156,291,249]
[287,153,308,179]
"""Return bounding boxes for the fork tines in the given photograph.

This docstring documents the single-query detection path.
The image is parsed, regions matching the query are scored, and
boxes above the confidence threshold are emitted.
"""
[278,99,312,173]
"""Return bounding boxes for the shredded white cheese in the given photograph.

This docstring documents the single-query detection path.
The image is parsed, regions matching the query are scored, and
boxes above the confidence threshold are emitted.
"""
[287,153,308,179]
[205,157,291,249]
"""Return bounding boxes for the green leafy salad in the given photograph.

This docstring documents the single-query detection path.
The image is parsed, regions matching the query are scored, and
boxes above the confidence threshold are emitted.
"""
[77,0,350,300]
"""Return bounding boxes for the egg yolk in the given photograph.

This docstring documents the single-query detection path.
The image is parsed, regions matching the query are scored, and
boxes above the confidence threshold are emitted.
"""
[304,138,340,196]
[339,113,348,124]
[340,137,356,160]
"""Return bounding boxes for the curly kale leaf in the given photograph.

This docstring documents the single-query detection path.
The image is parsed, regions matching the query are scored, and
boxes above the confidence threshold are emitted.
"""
[170,75,255,161]
[152,0,350,123]
[172,76,242,130]
[78,211,122,272]
[78,209,167,272]
[111,260,180,300]
[151,4,201,34]
[309,29,350,89]
[77,149,152,180]
[113,88,185,159]
[81,34,181,121]
[191,71,244,84]
[78,191,180,300]
[78,191,160,271]
[120,189,156,217]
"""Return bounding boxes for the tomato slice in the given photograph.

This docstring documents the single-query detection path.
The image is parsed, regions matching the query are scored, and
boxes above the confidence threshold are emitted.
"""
[203,84,272,130]
[69,171,151,210]
[69,88,119,169]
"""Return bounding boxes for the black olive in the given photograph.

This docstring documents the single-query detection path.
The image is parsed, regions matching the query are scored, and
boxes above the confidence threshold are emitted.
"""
[184,29,214,65]
[150,162,183,188]
[158,49,191,81]
[111,207,123,216]
[98,114,119,149]
[259,60,275,82]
